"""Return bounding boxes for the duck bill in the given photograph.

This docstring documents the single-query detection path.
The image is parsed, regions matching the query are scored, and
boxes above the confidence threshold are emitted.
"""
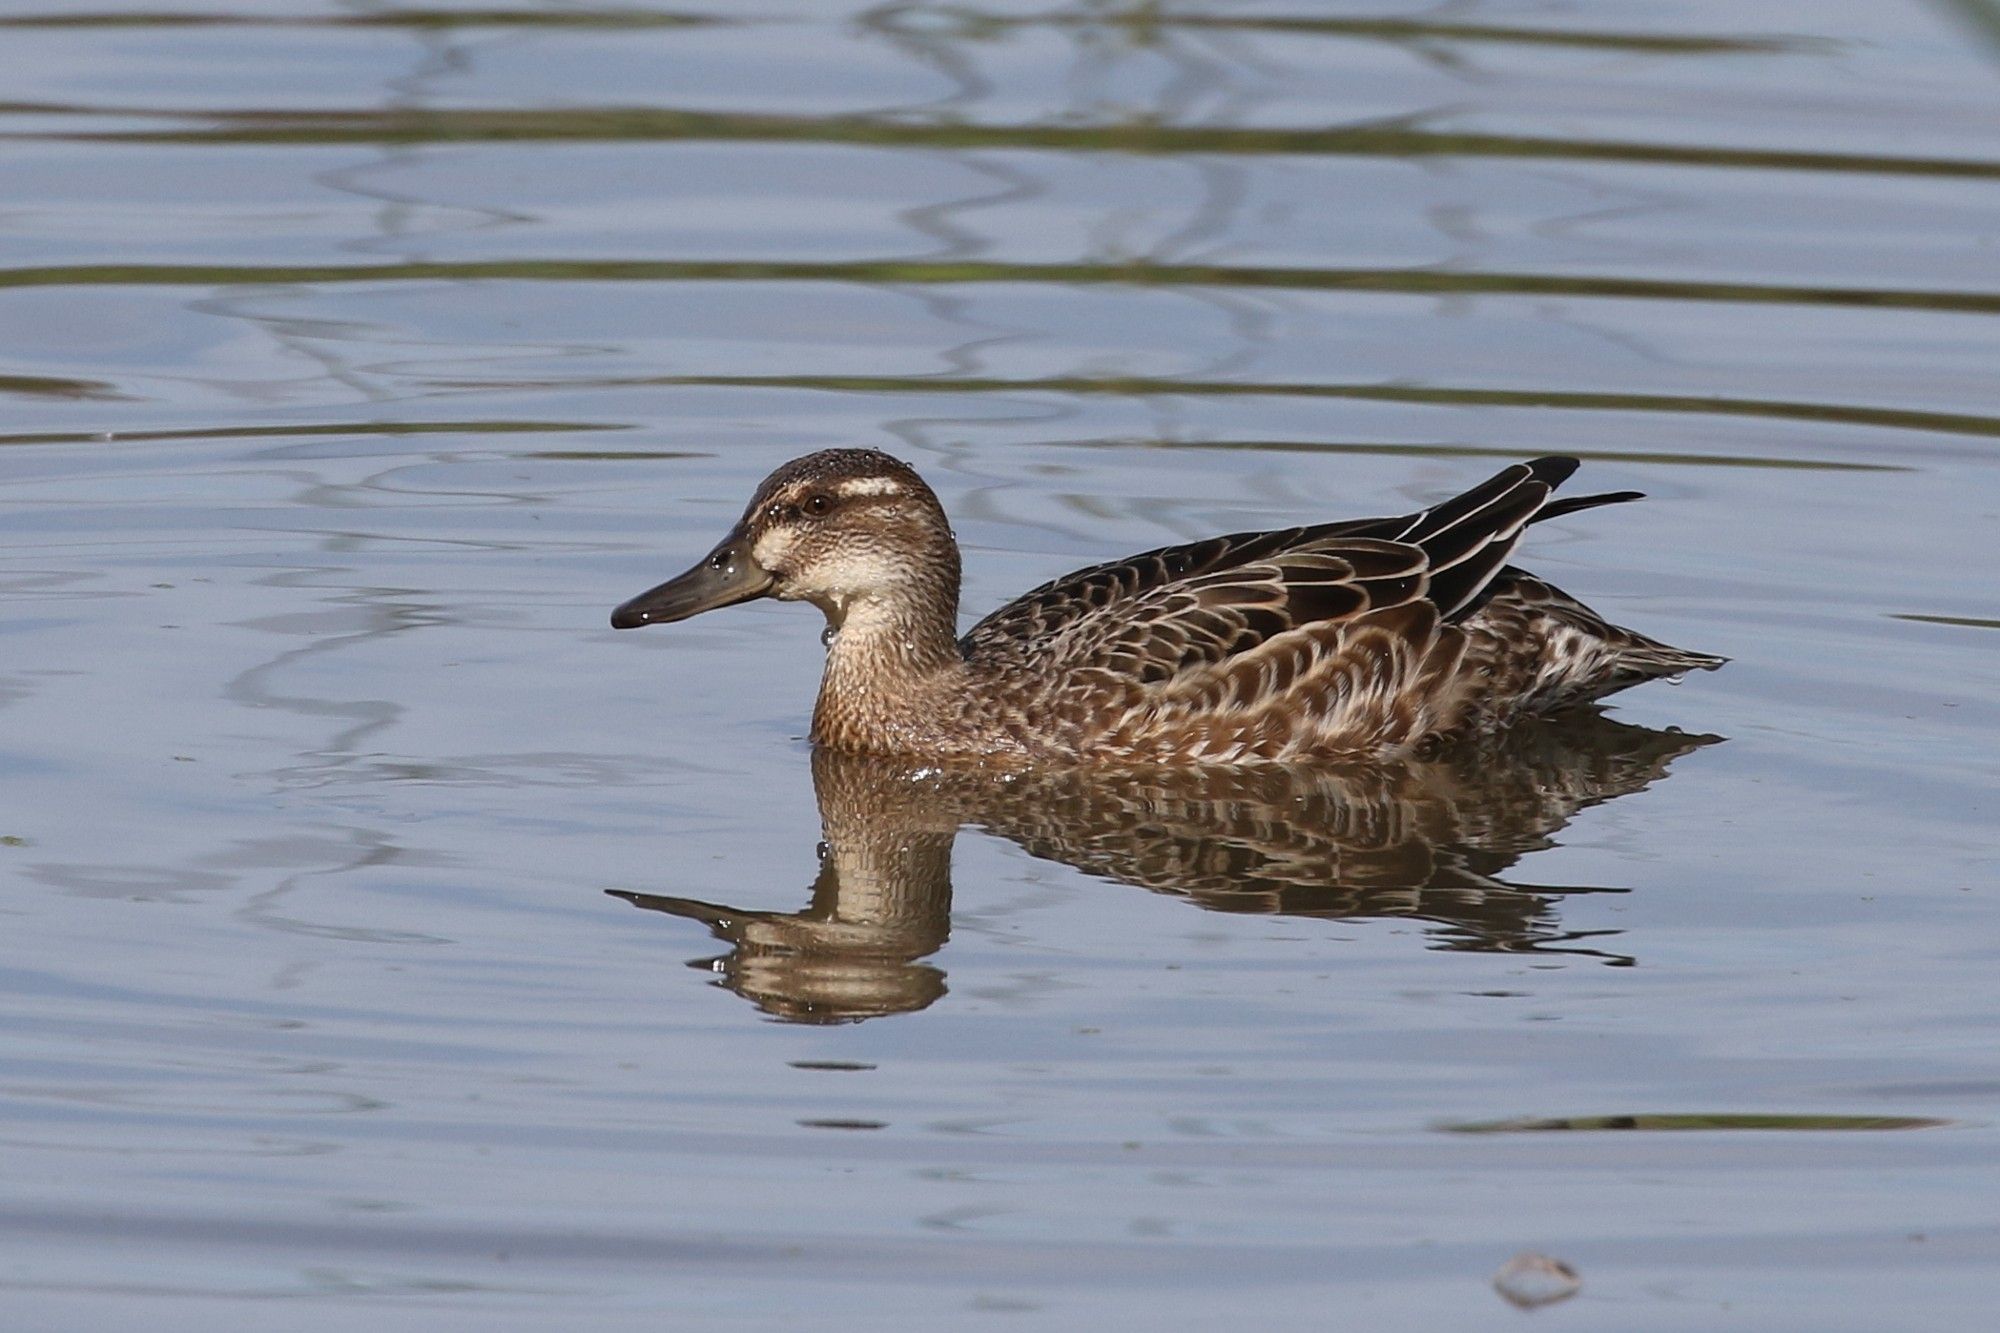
[611,533,774,629]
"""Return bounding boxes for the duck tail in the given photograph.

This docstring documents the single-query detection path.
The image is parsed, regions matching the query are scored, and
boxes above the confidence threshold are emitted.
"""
[1466,571,1726,719]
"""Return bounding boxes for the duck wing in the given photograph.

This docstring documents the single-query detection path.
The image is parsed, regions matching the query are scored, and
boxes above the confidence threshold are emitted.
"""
[961,456,1589,685]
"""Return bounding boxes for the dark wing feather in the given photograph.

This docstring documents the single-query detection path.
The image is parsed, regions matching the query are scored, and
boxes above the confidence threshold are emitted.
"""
[1536,489,1643,523]
[1391,456,1578,542]
[961,457,1590,690]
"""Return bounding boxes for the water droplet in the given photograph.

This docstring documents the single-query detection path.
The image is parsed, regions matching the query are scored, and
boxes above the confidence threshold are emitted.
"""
[821,625,839,648]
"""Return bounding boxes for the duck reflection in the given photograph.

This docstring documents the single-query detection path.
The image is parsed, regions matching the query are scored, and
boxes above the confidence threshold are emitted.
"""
[612,712,1717,1023]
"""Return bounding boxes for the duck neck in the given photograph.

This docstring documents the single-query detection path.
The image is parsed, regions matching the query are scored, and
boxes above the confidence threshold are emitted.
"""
[811,585,965,752]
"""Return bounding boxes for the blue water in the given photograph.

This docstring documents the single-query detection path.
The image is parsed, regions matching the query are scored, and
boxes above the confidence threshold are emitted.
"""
[1,1,1997,1327]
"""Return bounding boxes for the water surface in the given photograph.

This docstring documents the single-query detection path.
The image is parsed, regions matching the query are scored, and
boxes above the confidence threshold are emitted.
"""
[2,1,1998,1327]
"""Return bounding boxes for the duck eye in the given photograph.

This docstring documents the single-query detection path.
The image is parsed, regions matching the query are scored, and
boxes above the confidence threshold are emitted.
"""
[804,494,831,516]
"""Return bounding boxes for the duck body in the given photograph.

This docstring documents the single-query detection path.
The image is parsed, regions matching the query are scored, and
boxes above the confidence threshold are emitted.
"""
[612,449,1722,765]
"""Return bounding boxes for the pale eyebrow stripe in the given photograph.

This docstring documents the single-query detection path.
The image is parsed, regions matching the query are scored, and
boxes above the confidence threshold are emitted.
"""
[836,476,904,497]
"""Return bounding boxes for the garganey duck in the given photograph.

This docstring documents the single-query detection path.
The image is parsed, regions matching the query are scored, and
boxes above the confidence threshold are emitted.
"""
[611,450,1722,764]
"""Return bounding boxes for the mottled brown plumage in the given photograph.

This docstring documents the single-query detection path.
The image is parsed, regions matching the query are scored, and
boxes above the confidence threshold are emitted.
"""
[611,449,1722,764]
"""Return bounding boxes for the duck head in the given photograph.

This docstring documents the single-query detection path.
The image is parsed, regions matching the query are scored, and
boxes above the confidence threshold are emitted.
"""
[611,449,961,634]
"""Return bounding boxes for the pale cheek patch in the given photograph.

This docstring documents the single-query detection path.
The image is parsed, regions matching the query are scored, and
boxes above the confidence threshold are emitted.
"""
[836,477,905,498]
[751,527,797,568]
[826,548,903,587]
[808,546,907,605]
[816,548,904,592]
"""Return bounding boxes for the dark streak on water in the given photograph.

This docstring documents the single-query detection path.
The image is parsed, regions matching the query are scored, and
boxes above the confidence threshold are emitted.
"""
[1,1,1998,1328]
[1443,1114,1955,1134]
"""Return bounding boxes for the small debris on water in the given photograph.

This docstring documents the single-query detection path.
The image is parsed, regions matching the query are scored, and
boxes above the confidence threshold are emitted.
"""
[1493,1251,1581,1309]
